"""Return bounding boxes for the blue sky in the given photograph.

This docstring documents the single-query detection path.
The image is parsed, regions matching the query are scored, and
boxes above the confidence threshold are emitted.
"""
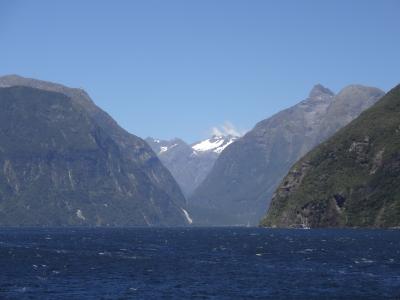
[1,0,399,142]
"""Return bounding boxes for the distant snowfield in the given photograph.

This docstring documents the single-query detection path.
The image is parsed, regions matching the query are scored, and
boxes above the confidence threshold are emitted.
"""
[160,143,178,154]
[154,135,238,156]
[192,138,225,152]
[192,136,237,154]
[214,139,235,153]
[145,134,239,196]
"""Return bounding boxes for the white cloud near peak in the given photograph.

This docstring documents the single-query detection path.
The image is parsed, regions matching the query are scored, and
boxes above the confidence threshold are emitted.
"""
[211,121,245,137]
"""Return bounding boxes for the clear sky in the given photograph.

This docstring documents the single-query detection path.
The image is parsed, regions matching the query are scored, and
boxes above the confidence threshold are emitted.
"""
[1,0,399,142]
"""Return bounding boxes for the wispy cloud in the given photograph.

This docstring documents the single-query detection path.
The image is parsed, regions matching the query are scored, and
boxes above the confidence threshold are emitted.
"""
[211,121,246,137]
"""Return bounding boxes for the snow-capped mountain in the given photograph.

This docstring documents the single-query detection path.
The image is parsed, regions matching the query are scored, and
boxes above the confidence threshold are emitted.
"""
[146,138,187,155]
[146,135,238,197]
[189,84,385,226]
[191,135,237,154]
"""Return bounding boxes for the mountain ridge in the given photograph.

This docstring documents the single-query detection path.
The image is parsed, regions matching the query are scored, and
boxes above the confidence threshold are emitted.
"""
[189,84,385,226]
[261,83,400,228]
[146,135,238,197]
[0,75,189,226]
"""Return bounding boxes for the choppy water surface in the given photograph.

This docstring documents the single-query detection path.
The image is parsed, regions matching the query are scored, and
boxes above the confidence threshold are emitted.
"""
[0,227,399,299]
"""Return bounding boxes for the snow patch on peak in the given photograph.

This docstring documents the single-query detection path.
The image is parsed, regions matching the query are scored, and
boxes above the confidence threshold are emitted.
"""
[159,143,178,154]
[159,146,168,153]
[192,138,225,152]
[192,136,238,154]
[214,139,235,153]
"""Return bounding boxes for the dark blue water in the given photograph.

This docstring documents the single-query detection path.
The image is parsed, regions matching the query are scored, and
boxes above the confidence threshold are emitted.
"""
[0,228,399,299]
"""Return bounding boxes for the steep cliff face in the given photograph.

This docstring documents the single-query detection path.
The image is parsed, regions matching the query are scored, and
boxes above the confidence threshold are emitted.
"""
[0,83,189,226]
[317,85,385,140]
[261,84,400,228]
[190,84,384,226]
[0,75,185,211]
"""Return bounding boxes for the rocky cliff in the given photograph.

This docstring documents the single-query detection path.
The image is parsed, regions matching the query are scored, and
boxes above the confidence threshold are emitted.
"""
[261,84,400,228]
[0,76,189,226]
[190,84,384,225]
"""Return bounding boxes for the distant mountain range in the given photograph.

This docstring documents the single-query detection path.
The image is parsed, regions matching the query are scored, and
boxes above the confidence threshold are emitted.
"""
[0,75,190,226]
[1,74,395,229]
[261,84,400,228]
[146,135,238,197]
[189,84,385,226]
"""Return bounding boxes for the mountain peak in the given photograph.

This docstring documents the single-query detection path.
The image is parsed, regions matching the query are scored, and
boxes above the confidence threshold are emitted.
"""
[192,135,238,154]
[0,74,23,80]
[261,83,400,228]
[0,84,188,226]
[336,84,384,99]
[147,134,237,197]
[308,84,335,99]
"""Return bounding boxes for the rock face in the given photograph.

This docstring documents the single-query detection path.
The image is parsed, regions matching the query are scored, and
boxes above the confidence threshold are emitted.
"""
[0,75,189,226]
[189,84,384,225]
[146,135,237,197]
[261,84,400,228]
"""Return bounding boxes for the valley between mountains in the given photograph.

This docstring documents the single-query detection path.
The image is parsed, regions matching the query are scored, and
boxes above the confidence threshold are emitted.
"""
[0,74,398,228]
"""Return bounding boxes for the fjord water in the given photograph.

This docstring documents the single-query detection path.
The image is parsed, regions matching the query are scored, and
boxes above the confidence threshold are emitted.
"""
[0,228,399,299]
